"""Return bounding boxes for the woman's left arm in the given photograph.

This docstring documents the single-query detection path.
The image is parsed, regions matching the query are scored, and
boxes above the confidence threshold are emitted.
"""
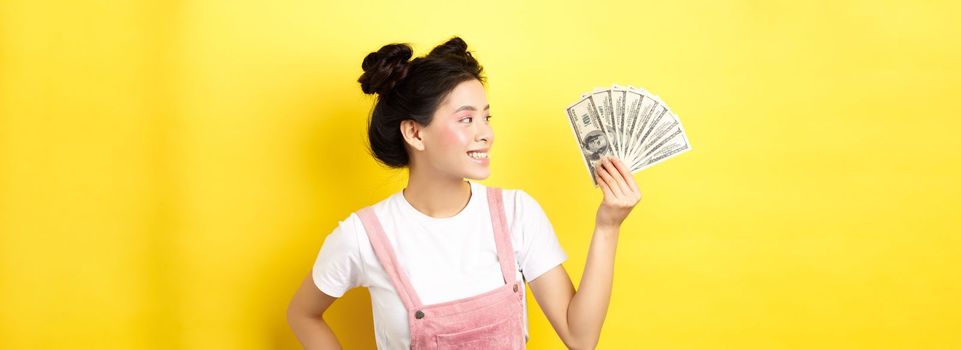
[528,155,641,350]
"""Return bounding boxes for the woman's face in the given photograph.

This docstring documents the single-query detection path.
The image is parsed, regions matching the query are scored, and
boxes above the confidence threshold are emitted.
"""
[420,79,494,180]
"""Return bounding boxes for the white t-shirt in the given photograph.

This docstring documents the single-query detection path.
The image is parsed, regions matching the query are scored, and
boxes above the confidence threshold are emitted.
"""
[312,181,567,349]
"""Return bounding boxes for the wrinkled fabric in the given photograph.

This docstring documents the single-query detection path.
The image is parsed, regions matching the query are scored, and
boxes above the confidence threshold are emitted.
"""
[357,187,526,349]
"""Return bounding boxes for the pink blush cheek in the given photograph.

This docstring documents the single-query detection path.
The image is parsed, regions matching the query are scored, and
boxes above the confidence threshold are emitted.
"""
[438,122,472,148]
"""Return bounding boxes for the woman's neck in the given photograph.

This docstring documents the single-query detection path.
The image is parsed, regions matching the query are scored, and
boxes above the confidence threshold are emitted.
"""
[403,167,472,219]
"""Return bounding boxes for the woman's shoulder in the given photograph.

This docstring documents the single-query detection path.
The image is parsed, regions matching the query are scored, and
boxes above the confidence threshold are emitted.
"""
[324,211,363,247]
[335,189,409,235]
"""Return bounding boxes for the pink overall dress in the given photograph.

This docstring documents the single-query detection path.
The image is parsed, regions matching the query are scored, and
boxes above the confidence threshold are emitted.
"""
[356,187,526,349]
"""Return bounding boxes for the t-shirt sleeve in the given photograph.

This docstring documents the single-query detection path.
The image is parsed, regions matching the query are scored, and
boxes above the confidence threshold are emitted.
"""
[513,190,568,282]
[311,215,365,298]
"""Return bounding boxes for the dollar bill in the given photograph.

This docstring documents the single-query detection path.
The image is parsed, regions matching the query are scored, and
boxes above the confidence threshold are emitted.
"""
[610,84,628,161]
[582,88,620,159]
[623,90,659,171]
[634,128,691,172]
[566,95,615,187]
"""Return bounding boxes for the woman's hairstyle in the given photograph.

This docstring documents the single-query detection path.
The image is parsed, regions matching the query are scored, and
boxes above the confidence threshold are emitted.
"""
[357,36,485,168]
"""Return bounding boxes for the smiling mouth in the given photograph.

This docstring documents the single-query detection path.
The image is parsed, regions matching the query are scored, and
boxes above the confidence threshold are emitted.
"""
[467,151,489,160]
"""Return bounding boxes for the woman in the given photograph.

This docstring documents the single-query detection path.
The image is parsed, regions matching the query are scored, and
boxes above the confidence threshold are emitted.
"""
[287,36,641,350]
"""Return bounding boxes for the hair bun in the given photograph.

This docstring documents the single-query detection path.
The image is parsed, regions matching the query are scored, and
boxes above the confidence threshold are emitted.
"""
[427,36,478,69]
[358,43,413,95]
[428,37,469,57]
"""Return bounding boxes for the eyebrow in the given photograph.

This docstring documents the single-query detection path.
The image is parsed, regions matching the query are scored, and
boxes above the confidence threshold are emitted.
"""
[454,104,490,113]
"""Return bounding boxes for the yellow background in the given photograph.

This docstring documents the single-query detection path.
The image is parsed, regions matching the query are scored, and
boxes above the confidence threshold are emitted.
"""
[2,0,959,349]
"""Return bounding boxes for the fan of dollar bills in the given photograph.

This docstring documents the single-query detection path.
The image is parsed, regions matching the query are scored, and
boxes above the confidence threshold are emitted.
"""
[565,85,691,186]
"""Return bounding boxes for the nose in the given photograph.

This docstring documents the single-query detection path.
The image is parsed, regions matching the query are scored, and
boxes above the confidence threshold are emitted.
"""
[476,121,494,144]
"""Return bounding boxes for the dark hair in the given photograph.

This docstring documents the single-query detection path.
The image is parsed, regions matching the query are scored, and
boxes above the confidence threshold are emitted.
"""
[357,36,485,168]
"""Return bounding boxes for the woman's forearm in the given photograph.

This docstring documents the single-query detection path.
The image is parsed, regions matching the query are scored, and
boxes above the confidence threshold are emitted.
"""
[566,224,620,349]
[288,314,343,350]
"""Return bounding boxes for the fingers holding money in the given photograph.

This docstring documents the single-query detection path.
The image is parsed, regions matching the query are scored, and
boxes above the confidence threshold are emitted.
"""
[596,157,624,197]
[596,159,619,197]
[596,166,614,198]
[594,155,642,228]
[608,155,640,197]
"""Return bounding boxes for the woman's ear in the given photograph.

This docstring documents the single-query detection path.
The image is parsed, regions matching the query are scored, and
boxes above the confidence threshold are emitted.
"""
[400,119,426,151]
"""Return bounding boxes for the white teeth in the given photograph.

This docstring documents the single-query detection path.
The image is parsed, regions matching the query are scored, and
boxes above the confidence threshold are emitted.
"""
[468,151,488,159]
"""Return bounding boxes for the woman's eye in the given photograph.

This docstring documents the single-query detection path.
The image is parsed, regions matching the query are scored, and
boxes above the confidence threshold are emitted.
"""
[460,115,491,123]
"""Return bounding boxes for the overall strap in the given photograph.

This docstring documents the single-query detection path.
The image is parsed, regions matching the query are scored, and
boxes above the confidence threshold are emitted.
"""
[486,187,519,285]
[356,206,423,310]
